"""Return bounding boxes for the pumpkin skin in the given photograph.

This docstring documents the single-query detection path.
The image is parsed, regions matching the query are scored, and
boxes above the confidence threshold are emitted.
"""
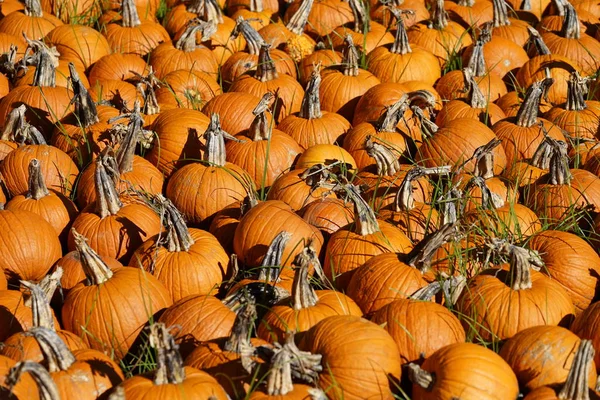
[301,198,354,238]
[528,230,600,313]
[0,209,62,283]
[570,302,600,373]
[202,92,275,136]
[130,228,230,302]
[44,25,111,72]
[54,251,122,295]
[87,53,149,84]
[0,6,62,40]
[266,169,337,212]
[500,326,596,391]
[233,200,324,268]
[0,290,60,342]
[0,145,79,196]
[411,343,519,400]
[155,69,222,111]
[299,315,402,400]
[158,295,236,358]
[371,299,465,365]
[145,108,210,177]
[120,366,228,399]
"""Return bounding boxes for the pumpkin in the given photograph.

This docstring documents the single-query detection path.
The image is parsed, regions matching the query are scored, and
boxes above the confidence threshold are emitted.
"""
[0,38,73,139]
[155,69,222,111]
[407,0,473,66]
[0,208,61,283]
[158,294,236,358]
[4,360,56,400]
[5,158,77,242]
[500,325,596,391]
[408,343,519,399]
[202,92,274,136]
[445,0,493,28]
[346,223,458,315]
[0,272,60,341]
[540,2,600,75]
[367,9,441,85]
[257,244,362,344]
[185,300,267,398]
[233,200,324,269]
[299,315,402,400]
[145,108,210,177]
[371,291,466,364]
[165,113,252,224]
[149,18,219,80]
[492,77,564,168]
[523,340,600,400]
[103,0,170,56]
[221,17,296,88]
[62,229,172,360]
[87,52,149,84]
[23,327,123,399]
[324,183,413,289]
[456,242,575,342]
[0,279,85,364]
[318,36,380,121]
[44,25,110,72]
[489,0,531,47]
[283,0,353,38]
[229,44,304,123]
[115,323,228,399]
[130,196,230,302]
[68,157,162,263]
[329,0,393,54]
[435,66,506,127]
[0,0,62,40]
[0,356,39,399]
[297,48,341,86]
[225,93,302,189]
[277,64,350,150]
[301,197,354,239]
[229,0,275,30]
[266,167,337,213]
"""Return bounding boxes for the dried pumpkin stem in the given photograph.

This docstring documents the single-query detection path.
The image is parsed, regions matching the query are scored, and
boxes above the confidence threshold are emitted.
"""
[365,136,401,177]
[286,0,314,35]
[265,334,322,395]
[256,44,278,82]
[376,94,410,132]
[566,71,588,112]
[348,0,369,33]
[24,36,59,88]
[249,93,274,141]
[6,361,60,400]
[157,196,195,252]
[94,156,123,218]
[21,281,56,331]
[69,62,99,128]
[471,139,501,179]
[491,0,510,27]
[344,183,380,235]
[341,36,359,77]
[458,0,475,6]
[299,64,323,120]
[26,159,50,200]
[231,17,266,56]
[249,0,263,11]
[114,102,144,174]
[72,228,114,285]
[561,2,581,39]
[440,188,463,224]
[175,19,216,52]
[1,105,46,144]
[395,166,451,211]
[291,246,320,310]
[466,40,487,77]
[516,78,554,127]
[390,9,414,55]
[463,66,487,109]
[431,0,449,30]
[27,327,77,373]
[24,0,44,17]
[558,340,594,400]
[406,363,435,390]
[202,0,224,23]
[548,139,571,185]
[149,323,186,385]
[464,176,505,209]
[121,0,141,27]
[411,105,439,139]
[204,113,239,166]
[223,299,256,353]
[407,222,458,272]
[507,244,534,290]
[527,26,551,56]
[258,231,291,283]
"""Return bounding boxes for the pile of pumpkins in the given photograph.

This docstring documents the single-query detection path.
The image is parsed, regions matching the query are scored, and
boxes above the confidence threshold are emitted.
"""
[0,0,599,396]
